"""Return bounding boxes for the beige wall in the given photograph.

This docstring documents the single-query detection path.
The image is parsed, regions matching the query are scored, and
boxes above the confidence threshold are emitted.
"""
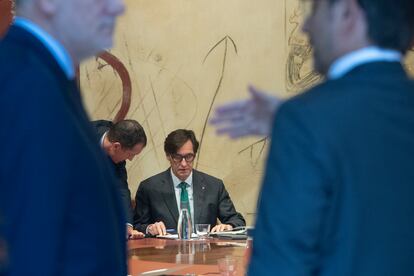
[80,0,414,225]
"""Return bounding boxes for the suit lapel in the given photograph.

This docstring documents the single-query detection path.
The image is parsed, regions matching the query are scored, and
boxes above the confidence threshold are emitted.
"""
[161,170,180,225]
[192,170,206,225]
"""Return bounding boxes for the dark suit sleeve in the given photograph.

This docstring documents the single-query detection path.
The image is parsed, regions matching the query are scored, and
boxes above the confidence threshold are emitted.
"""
[0,71,72,275]
[1,71,126,275]
[217,181,246,227]
[248,102,332,276]
[91,121,133,224]
[133,182,152,233]
[116,164,133,224]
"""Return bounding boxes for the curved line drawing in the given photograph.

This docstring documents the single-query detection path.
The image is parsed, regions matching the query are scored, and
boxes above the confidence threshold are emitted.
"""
[128,62,198,130]
[126,59,198,171]
[148,75,167,139]
[202,36,238,64]
[97,51,132,122]
[195,35,238,168]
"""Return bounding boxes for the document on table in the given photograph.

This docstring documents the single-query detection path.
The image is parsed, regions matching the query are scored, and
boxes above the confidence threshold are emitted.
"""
[156,233,198,239]
[209,228,248,240]
[210,228,247,235]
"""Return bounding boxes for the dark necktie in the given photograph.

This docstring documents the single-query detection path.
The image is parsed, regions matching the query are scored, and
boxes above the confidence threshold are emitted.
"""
[179,182,192,223]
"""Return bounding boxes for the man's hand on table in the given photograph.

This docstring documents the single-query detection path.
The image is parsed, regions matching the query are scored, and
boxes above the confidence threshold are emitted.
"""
[127,225,145,239]
[147,221,167,236]
[211,224,233,232]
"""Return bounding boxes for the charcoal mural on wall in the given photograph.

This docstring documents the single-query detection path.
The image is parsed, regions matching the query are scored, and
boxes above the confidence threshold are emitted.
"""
[285,0,321,93]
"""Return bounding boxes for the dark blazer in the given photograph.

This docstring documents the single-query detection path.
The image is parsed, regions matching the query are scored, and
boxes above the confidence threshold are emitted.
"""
[92,120,134,224]
[133,169,245,233]
[249,61,414,276]
[0,25,126,275]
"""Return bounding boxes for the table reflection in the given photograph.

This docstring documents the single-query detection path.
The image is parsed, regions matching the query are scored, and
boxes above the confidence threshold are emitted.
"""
[128,239,243,265]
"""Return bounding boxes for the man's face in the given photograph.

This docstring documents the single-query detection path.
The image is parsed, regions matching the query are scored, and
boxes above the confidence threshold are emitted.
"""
[301,0,341,75]
[53,0,125,62]
[112,142,145,164]
[167,140,195,181]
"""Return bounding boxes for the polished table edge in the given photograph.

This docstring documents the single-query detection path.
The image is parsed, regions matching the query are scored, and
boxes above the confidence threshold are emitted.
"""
[128,238,247,275]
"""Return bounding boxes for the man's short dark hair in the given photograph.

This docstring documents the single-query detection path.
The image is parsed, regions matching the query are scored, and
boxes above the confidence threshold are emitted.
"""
[164,129,199,155]
[328,0,414,53]
[107,120,147,149]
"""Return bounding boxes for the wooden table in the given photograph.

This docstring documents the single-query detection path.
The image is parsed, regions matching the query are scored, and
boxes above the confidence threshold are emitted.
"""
[128,238,247,275]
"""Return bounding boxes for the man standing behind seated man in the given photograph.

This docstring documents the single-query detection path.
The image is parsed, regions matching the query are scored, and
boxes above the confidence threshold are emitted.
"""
[93,119,146,239]
[134,129,245,236]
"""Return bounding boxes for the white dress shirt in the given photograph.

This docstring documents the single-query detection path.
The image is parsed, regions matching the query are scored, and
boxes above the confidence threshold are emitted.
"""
[171,169,195,226]
[14,17,75,79]
[328,46,402,80]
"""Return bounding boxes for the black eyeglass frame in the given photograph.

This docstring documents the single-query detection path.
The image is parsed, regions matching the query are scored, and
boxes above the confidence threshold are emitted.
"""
[170,153,195,163]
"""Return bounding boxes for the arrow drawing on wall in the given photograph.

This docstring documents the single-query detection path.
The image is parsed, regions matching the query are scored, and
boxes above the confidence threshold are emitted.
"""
[238,137,268,168]
[195,35,238,168]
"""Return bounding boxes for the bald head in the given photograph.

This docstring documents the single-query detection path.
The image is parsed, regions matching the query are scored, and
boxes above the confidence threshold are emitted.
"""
[14,0,124,64]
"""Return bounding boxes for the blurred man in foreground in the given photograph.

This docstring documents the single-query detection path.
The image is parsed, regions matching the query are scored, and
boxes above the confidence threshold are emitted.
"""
[0,0,126,274]
[211,0,414,275]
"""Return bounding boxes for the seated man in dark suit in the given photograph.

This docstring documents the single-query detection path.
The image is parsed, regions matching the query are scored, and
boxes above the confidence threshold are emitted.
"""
[133,129,245,236]
[93,119,147,239]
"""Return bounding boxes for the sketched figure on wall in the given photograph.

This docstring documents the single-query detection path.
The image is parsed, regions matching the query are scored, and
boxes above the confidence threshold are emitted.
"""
[286,2,321,93]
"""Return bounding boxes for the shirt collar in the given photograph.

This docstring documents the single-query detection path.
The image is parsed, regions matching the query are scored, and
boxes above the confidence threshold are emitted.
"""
[14,17,75,79]
[100,131,108,148]
[328,46,402,80]
[171,169,193,188]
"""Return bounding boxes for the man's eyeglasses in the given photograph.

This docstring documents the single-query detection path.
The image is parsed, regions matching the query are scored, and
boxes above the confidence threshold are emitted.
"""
[170,153,195,163]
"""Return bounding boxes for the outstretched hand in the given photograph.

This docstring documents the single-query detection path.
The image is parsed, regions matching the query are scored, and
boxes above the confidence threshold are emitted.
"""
[210,85,282,138]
